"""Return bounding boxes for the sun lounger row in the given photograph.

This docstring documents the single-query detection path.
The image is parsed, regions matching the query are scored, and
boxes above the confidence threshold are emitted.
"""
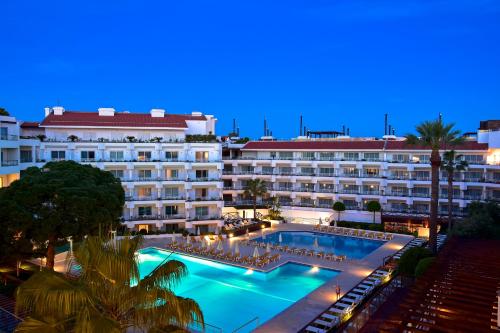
[165,242,281,268]
[436,234,447,250]
[304,268,392,333]
[392,237,426,260]
[313,225,394,240]
[243,241,348,262]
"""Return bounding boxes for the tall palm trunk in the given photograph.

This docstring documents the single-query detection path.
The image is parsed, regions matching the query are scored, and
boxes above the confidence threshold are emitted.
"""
[46,235,56,270]
[429,150,441,254]
[253,196,257,221]
[447,171,454,236]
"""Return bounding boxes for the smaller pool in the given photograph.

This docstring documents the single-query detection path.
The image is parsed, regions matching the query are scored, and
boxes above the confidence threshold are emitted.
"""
[253,231,384,259]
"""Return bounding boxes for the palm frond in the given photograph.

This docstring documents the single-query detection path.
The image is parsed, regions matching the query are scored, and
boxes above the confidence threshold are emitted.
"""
[140,259,188,290]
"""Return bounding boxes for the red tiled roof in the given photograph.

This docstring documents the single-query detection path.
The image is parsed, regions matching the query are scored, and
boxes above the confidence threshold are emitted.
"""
[241,140,488,151]
[20,121,40,128]
[40,111,206,129]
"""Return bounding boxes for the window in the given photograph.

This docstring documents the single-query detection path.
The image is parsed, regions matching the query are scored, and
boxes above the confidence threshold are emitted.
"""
[300,167,315,175]
[270,151,277,159]
[138,169,152,179]
[343,167,358,176]
[241,165,254,173]
[318,183,334,191]
[137,187,152,198]
[81,151,95,161]
[165,169,179,179]
[196,170,208,179]
[392,154,409,162]
[279,152,293,160]
[300,183,314,191]
[262,166,273,175]
[414,154,430,163]
[390,186,408,195]
[109,169,124,179]
[195,206,209,217]
[138,151,152,161]
[110,151,124,161]
[364,153,379,161]
[301,152,315,160]
[165,205,178,216]
[278,182,292,190]
[195,188,208,198]
[319,152,335,160]
[318,198,333,207]
[20,150,32,163]
[279,167,293,175]
[319,167,335,176]
[413,187,430,197]
[195,151,209,162]
[138,206,152,216]
[344,152,359,160]
[363,185,379,193]
[51,151,65,161]
[164,187,180,198]
[414,170,430,180]
[165,151,178,161]
[364,168,379,176]
[0,127,7,140]
[462,155,484,164]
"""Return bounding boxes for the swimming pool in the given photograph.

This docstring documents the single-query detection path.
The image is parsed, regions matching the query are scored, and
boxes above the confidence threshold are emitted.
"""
[253,231,384,259]
[137,247,338,332]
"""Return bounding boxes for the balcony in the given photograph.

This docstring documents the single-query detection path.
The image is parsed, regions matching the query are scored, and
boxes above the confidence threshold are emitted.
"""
[187,177,221,182]
[124,214,186,222]
[463,194,482,201]
[317,187,335,193]
[187,197,223,202]
[386,191,409,197]
[0,133,19,141]
[318,172,335,177]
[187,215,221,221]
[1,160,19,167]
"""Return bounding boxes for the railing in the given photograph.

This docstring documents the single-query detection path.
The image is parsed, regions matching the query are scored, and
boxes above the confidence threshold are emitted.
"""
[124,214,186,221]
[232,316,260,332]
[1,160,19,166]
[0,134,19,141]
[187,215,222,221]
[187,197,223,202]
[0,307,23,333]
[188,320,223,333]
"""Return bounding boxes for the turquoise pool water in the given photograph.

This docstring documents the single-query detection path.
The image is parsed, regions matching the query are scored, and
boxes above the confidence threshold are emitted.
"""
[137,247,338,332]
[253,231,384,259]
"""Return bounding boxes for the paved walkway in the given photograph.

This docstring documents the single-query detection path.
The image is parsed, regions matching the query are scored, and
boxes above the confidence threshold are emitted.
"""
[143,223,413,333]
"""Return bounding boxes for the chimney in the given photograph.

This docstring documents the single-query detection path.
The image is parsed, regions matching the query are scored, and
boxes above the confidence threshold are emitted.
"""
[44,107,51,117]
[191,111,203,116]
[98,107,115,116]
[150,108,165,118]
[384,113,388,135]
[52,106,65,116]
[300,115,303,136]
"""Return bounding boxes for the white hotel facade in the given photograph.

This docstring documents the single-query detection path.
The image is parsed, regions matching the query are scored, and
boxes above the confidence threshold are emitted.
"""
[1,107,499,230]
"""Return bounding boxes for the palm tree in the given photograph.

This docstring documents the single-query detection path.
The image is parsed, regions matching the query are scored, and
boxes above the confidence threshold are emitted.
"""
[406,120,463,254]
[441,150,468,234]
[15,236,203,332]
[243,179,267,220]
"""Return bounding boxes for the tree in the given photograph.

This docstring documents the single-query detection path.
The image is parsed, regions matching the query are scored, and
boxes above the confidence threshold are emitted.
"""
[36,134,46,142]
[397,247,433,277]
[441,150,468,234]
[332,201,346,222]
[67,135,79,142]
[243,179,267,220]
[0,107,9,116]
[366,200,382,223]
[15,236,203,332]
[406,120,463,254]
[0,161,124,270]
[266,196,282,220]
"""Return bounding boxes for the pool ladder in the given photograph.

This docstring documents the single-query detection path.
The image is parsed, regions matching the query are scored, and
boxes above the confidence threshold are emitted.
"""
[232,316,260,332]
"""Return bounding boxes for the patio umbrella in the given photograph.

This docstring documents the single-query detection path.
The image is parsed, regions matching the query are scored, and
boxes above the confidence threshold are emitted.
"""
[313,237,319,249]
[217,240,223,251]
[234,241,240,256]
[253,246,260,258]
[196,226,200,236]
[334,218,337,228]
[266,243,271,254]
[278,233,283,243]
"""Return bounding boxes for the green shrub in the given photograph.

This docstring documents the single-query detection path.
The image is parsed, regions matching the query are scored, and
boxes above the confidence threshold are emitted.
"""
[397,247,433,277]
[415,257,436,278]
[454,202,500,239]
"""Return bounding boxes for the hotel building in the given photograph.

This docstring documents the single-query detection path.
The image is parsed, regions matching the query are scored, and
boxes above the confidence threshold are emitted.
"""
[1,106,499,230]
[222,124,500,224]
[2,106,224,234]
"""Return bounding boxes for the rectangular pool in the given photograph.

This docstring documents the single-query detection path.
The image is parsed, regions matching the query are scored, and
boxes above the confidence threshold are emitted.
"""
[137,247,339,332]
[253,231,384,259]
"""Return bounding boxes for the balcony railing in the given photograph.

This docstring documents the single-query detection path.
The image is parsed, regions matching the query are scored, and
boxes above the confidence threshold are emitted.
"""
[0,134,19,141]
[187,215,221,221]
[1,160,19,166]
[187,197,223,202]
[124,214,186,221]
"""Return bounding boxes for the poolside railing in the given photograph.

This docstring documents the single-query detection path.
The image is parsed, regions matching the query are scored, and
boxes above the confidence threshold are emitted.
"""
[188,319,223,333]
[231,316,260,333]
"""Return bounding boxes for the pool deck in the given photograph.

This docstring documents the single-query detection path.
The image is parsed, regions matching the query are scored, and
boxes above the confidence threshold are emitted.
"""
[143,223,413,333]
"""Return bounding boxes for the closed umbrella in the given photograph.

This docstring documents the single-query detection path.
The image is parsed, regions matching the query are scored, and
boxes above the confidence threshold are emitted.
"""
[186,236,191,244]
[196,226,200,236]
[234,241,240,256]
[266,243,271,254]
[217,240,223,251]
[262,229,266,240]
[201,239,206,249]
[253,246,260,258]
[319,217,322,225]
[334,219,337,228]
[246,228,250,238]
[313,237,319,249]
[278,233,283,243]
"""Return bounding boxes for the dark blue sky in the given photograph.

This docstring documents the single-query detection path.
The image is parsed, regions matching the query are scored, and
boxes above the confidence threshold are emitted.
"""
[1,0,499,138]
